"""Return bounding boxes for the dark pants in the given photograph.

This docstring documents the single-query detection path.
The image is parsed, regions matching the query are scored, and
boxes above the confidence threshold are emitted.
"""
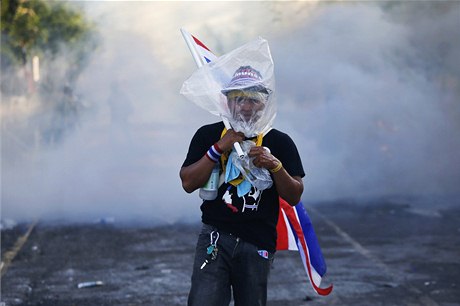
[188,223,274,306]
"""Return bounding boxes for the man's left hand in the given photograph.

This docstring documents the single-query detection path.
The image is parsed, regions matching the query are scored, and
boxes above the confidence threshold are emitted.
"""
[248,146,280,170]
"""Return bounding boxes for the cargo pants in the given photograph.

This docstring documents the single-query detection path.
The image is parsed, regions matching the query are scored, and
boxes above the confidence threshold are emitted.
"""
[188,223,274,306]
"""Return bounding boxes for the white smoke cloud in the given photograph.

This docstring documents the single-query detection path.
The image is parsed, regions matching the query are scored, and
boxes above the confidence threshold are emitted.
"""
[2,1,459,224]
[273,2,460,201]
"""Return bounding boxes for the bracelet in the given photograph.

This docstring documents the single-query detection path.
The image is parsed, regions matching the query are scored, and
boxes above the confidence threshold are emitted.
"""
[270,161,283,173]
[205,144,223,163]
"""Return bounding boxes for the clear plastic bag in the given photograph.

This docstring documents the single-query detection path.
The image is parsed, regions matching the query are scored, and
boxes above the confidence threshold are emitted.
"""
[229,140,273,191]
[180,37,276,137]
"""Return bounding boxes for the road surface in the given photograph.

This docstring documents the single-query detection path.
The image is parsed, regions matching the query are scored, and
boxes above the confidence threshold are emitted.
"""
[1,197,459,305]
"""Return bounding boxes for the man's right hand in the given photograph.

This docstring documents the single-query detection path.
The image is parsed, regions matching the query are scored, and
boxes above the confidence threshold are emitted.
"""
[216,130,245,153]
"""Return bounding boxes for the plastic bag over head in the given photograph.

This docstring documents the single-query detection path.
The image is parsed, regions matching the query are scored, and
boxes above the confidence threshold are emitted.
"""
[180,37,276,137]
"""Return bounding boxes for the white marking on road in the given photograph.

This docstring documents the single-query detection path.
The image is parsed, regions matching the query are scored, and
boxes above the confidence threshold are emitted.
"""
[1,220,38,278]
[309,206,439,306]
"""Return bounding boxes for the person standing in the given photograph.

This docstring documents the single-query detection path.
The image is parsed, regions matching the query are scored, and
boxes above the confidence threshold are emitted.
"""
[180,66,305,306]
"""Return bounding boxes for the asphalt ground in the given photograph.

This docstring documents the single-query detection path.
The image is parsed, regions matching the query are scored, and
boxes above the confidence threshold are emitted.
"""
[1,197,459,306]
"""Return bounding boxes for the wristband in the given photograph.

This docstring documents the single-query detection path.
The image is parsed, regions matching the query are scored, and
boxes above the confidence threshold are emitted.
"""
[206,144,223,163]
[270,161,283,173]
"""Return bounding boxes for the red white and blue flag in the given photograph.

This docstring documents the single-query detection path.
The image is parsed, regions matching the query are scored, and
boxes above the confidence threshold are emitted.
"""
[181,28,332,296]
[277,198,333,296]
[180,28,218,67]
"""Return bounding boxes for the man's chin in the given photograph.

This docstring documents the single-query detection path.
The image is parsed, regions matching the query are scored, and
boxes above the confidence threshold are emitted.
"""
[240,115,259,122]
[231,115,261,127]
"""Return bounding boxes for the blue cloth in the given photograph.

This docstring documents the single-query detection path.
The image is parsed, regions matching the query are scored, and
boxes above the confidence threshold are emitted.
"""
[236,180,252,197]
[224,152,252,196]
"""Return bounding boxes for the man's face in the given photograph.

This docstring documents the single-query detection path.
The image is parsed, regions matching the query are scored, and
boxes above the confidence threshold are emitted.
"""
[227,90,266,123]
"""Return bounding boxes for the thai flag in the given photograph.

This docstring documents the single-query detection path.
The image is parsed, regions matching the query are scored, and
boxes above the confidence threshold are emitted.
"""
[180,28,218,67]
[277,198,333,295]
[181,29,332,296]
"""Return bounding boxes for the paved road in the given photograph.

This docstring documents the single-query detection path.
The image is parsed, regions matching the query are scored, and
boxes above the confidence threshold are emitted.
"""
[1,197,459,305]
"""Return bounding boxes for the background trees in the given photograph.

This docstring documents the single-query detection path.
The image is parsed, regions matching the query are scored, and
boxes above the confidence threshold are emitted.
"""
[1,0,97,148]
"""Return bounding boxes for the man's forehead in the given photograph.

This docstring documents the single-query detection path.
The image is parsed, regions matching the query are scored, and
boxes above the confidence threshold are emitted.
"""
[226,90,266,101]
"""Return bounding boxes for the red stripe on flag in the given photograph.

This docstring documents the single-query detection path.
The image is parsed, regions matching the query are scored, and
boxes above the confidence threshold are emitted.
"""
[276,206,289,250]
[280,198,333,296]
[192,35,211,52]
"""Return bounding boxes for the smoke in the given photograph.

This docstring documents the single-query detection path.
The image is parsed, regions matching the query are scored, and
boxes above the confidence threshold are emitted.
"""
[2,1,459,224]
[272,2,460,202]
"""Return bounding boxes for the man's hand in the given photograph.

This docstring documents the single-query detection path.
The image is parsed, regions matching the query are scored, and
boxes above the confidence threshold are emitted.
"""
[248,146,280,170]
[216,130,245,153]
[248,146,303,206]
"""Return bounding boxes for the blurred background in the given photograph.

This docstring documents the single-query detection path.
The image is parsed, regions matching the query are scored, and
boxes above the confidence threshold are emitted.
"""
[2,0,459,225]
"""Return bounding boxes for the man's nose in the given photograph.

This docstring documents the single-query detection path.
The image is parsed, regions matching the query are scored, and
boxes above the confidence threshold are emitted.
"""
[238,99,253,108]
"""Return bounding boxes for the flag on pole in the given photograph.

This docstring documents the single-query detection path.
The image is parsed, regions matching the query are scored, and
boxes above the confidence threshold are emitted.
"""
[180,28,218,68]
[180,28,245,158]
[180,28,332,296]
[277,198,333,296]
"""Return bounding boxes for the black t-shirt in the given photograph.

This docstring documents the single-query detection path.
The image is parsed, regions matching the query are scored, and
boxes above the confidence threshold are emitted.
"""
[182,121,305,252]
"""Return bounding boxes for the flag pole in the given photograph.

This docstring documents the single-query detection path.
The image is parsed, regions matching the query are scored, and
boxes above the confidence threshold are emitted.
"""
[180,28,245,159]
[180,28,206,67]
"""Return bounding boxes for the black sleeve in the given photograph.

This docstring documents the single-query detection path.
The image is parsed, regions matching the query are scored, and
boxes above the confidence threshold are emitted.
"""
[181,123,222,168]
[182,127,207,168]
[267,131,305,178]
